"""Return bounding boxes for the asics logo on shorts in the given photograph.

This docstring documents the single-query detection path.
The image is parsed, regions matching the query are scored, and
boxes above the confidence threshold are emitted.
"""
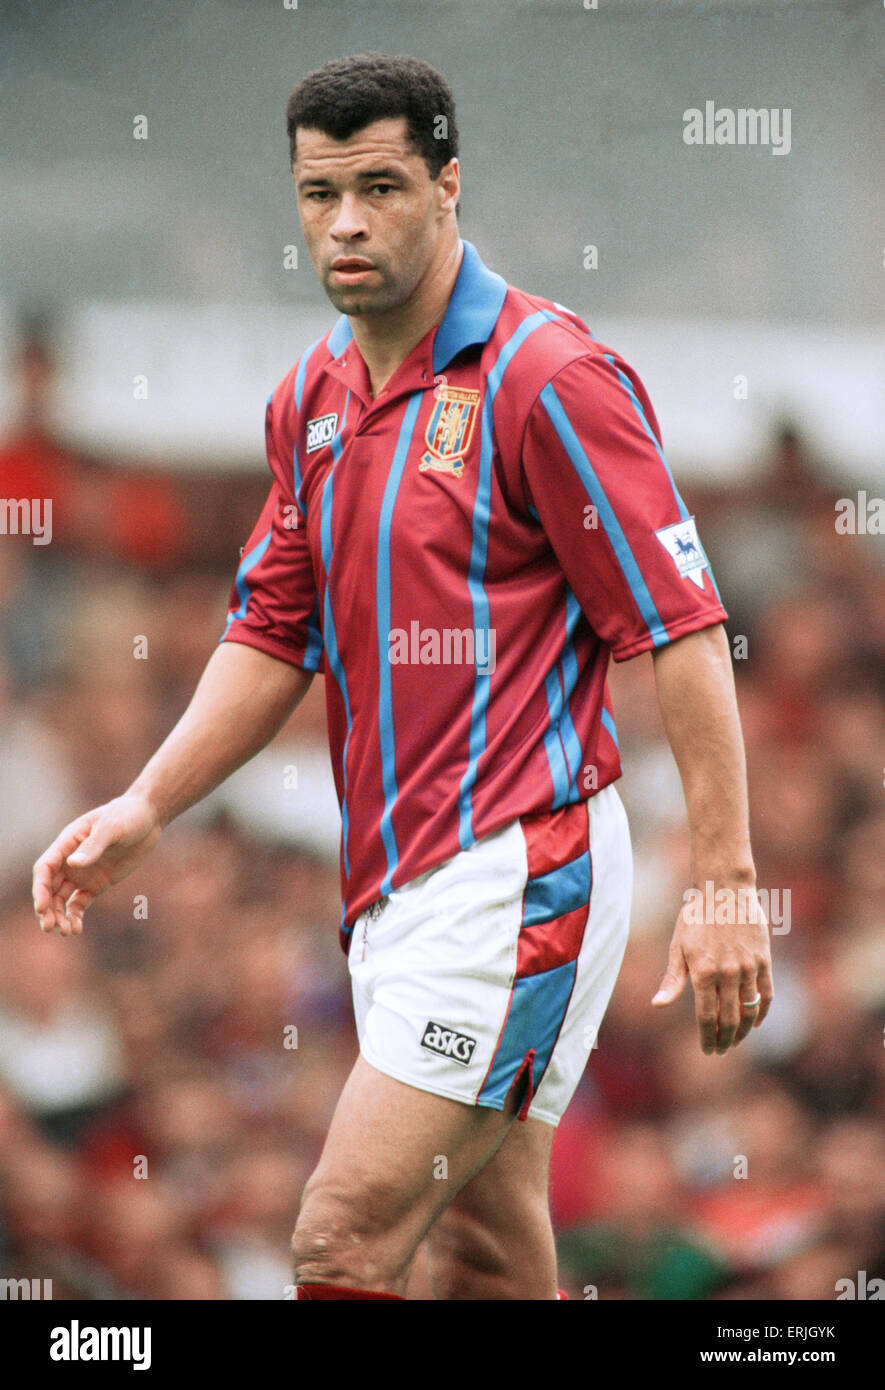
[421,1021,477,1066]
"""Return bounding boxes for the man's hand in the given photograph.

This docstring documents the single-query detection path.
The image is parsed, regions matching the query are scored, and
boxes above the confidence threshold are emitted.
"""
[31,645,314,938]
[32,794,163,937]
[651,884,774,1054]
[650,626,772,1054]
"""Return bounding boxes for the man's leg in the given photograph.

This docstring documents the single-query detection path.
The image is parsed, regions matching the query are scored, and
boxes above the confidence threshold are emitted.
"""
[291,1054,522,1296]
[293,788,633,1299]
[422,1113,557,1300]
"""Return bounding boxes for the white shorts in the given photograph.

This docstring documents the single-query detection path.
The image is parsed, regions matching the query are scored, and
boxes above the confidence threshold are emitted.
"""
[347,784,633,1127]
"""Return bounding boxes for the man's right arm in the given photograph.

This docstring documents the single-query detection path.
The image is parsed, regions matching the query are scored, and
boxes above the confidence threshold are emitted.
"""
[32,641,313,936]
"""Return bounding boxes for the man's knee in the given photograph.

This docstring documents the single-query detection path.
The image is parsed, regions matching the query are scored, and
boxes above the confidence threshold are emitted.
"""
[290,1174,414,1287]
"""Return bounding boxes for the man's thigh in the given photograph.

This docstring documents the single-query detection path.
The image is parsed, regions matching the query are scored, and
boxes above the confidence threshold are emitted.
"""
[418,1113,558,1300]
[291,1054,521,1291]
[348,786,632,1127]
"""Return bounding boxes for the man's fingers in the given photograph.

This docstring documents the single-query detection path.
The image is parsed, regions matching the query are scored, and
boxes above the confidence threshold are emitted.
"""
[730,970,763,1046]
[67,819,115,867]
[33,807,119,932]
[33,847,74,912]
[35,866,67,929]
[62,889,92,934]
[44,814,99,867]
[33,863,59,917]
[713,963,758,1052]
[37,875,92,936]
[651,948,689,1006]
[732,1002,757,1046]
[753,961,775,1028]
[32,861,52,911]
[694,973,720,1054]
[715,981,743,1053]
[33,813,100,920]
[47,879,85,936]
[731,957,775,1044]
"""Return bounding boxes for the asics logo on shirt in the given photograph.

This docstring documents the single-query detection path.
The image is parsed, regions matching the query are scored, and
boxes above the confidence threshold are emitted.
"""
[306,413,338,452]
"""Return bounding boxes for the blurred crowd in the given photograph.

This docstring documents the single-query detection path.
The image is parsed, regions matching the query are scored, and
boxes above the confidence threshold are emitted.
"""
[1,317,883,1300]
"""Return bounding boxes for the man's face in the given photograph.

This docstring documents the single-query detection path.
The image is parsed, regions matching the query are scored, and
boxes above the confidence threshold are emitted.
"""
[293,116,458,316]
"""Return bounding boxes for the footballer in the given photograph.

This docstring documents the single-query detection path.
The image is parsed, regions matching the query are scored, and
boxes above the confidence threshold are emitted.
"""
[32,53,773,1301]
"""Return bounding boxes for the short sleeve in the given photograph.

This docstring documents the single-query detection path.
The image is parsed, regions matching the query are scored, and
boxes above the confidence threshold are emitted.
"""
[220,394,324,672]
[520,349,727,660]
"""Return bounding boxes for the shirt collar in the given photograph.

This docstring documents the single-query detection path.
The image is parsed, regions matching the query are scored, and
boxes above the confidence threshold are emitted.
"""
[324,238,508,383]
[430,238,508,373]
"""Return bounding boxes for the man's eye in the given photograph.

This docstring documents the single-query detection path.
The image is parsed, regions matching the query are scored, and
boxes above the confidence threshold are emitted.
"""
[371,184,395,195]
[306,190,332,202]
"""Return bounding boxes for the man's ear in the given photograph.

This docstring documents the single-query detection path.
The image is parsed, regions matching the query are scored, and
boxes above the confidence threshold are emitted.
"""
[436,156,460,215]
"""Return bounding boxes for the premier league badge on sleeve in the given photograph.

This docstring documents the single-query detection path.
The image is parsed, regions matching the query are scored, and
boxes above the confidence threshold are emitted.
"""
[654,517,710,590]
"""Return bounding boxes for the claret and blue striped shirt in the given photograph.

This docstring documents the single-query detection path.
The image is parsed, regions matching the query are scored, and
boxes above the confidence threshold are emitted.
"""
[222,238,727,947]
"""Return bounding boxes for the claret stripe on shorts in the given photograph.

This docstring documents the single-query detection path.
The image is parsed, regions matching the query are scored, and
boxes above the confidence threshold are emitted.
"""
[478,801,592,1113]
[221,239,727,944]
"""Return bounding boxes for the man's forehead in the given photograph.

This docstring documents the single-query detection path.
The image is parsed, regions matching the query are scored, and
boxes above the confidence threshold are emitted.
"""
[294,117,422,173]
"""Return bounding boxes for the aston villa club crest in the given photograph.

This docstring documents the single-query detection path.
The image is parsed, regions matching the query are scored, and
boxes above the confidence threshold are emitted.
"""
[419,386,481,479]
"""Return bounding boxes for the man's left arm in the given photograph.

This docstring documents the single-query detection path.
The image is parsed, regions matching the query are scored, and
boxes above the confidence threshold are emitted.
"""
[513,346,773,1052]
[650,622,773,1053]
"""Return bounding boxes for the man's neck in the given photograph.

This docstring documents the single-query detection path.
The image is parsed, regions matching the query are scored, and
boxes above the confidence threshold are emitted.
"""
[348,236,463,398]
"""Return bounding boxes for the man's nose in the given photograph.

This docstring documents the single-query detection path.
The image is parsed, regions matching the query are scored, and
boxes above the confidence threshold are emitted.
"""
[330,192,368,241]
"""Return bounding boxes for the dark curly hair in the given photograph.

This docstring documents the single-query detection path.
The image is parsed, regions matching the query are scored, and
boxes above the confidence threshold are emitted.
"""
[285,52,459,182]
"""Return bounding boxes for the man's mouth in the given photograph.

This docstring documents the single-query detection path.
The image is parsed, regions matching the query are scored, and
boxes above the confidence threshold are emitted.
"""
[331,257,378,282]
